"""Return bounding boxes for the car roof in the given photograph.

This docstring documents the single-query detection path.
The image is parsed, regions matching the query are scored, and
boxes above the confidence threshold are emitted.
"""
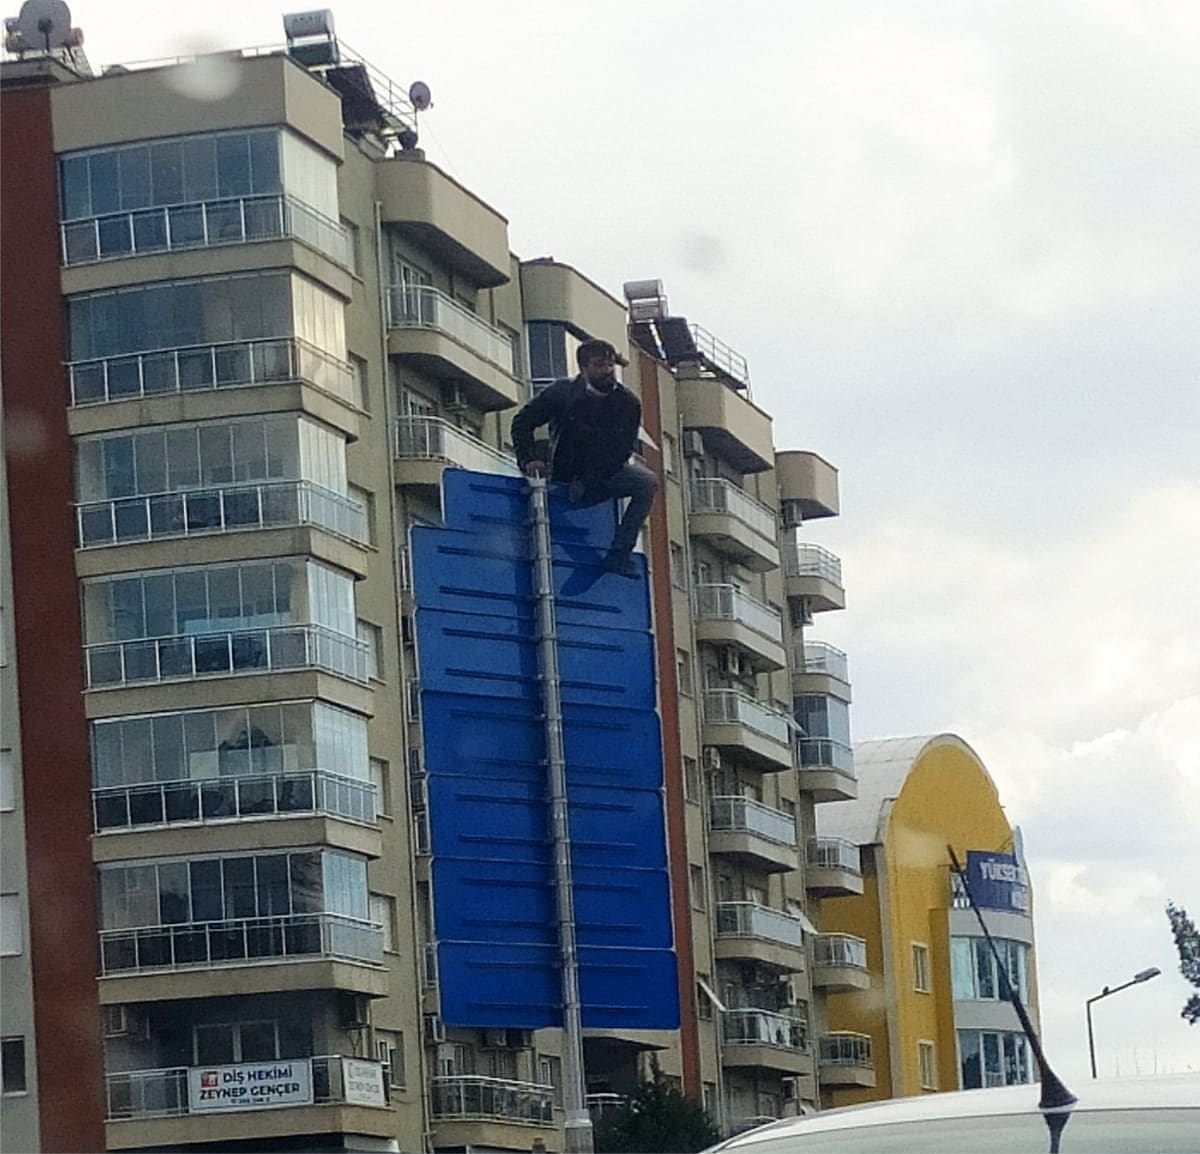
[710,1074,1200,1150]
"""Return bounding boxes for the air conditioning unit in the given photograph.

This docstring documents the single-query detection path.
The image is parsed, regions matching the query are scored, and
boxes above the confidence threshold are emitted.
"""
[424,1013,447,1043]
[681,430,705,458]
[702,747,721,771]
[780,500,803,530]
[781,977,802,1007]
[338,992,370,1029]
[441,383,468,412]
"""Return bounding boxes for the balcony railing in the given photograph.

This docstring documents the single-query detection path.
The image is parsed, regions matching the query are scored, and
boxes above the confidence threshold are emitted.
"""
[93,769,377,832]
[793,641,849,683]
[394,415,519,475]
[76,480,368,549]
[715,901,804,948]
[689,322,750,389]
[61,193,352,269]
[387,285,516,376]
[84,623,369,689]
[813,933,868,970]
[693,584,782,641]
[819,1032,873,1068]
[721,1008,808,1051]
[68,336,357,409]
[710,796,796,847]
[806,837,861,874]
[784,543,843,586]
[689,478,776,542]
[104,1055,386,1120]
[797,738,855,776]
[100,912,384,975]
[703,690,792,746]
[429,1075,555,1125]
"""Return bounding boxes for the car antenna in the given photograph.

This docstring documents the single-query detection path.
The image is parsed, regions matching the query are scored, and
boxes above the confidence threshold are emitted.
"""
[947,846,1077,1154]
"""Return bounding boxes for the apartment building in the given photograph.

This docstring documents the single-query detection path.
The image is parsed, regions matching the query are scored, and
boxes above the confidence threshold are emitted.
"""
[0,12,855,1151]
[814,735,1040,1108]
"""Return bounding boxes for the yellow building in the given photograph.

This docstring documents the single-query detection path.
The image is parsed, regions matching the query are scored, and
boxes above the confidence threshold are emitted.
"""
[814,736,1039,1107]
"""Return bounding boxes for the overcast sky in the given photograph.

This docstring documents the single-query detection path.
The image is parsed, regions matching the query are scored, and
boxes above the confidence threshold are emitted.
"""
[74,0,1200,1084]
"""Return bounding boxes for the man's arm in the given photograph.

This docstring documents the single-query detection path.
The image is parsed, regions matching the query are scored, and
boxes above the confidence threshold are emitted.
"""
[510,383,563,474]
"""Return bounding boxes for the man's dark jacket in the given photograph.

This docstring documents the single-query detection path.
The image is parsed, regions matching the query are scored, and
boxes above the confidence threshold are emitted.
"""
[511,376,641,486]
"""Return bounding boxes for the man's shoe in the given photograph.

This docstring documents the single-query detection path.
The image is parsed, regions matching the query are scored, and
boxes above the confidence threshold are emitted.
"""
[601,548,639,579]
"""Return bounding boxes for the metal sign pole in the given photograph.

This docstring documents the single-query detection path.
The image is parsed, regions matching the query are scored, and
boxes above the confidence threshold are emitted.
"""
[527,477,593,1153]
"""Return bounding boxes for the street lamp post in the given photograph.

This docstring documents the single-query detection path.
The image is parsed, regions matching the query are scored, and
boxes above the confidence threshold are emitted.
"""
[1085,967,1162,1078]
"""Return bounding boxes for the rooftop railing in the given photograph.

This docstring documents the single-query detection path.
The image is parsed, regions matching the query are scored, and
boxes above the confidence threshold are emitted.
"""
[92,769,376,832]
[689,322,751,390]
[710,796,797,848]
[99,912,383,976]
[68,336,357,409]
[84,623,369,689]
[387,284,516,376]
[76,480,368,548]
[693,584,783,642]
[61,192,351,269]
[715,901,804,948]
[394,415,519,475]
[703,689,793,746]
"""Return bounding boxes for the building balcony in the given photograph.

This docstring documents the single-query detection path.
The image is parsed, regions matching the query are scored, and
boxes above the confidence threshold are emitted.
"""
[714,901,806,971]
[688,480,780,573]
[676,370,773,474]
[720,1009,812,1076]
[394,415,519,492]
[783,544,846,613]
[586,1092,627,1124]
[693,585,786,673]
[60,193,353,271]
[430,1075,557,1150]
[67,336,360,421]
[75,480,369,553]
[805,838,864,897]
[387,285,523,412]
[709,796,799,874]
[702,690,794,772]
[776,451,840,522]
[812,934,870,991]
[791,641,852,703]
[796,738,858,802]
[91,770,378,858]
[84,624,369,691]
[377,155,510,288]
[818,1033,876,1088]
[520,259,629,353]
[104,1055,393,1150]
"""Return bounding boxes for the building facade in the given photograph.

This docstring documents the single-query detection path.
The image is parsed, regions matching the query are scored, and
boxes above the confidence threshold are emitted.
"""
[1,17,856,1151]
[814,735,1039,1108]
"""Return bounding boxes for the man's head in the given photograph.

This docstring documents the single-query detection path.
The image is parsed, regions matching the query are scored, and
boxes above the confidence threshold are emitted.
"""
[577,339,623,392]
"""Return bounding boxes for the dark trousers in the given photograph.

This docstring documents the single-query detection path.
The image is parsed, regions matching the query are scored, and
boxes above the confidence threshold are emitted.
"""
[572,461,659,553]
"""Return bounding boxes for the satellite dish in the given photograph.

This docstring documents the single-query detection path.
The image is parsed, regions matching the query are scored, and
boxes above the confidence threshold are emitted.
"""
[15,0,73,50]
[408,80,432,112]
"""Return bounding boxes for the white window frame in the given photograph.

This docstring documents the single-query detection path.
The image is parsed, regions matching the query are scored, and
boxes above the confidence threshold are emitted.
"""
[918,1039,937,1090]
[912,941,931,993]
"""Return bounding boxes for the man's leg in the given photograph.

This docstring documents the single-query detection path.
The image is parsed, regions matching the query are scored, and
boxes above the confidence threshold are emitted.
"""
[584,461,658,555]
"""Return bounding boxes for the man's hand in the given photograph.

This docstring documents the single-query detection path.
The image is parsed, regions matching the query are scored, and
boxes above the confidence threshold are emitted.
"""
[523,459,547,479]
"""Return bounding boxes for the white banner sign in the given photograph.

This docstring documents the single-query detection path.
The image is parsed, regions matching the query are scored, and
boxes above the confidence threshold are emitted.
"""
[343,1058,388,1107]
[189,1059,313,1112]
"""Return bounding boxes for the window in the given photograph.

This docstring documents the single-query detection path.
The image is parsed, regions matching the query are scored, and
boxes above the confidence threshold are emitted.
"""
[358,620,383,681]
[689,865,707,911]
[958,1029,1031,1089]
[912,942,931,993]
[696,977,714,1021]
[1,1038,26,1094]
[669,542,687,589]
[0,750,13,811]
[0,895,21,956]
[951,936,1030,1002]
[370,893,398,953]
[918,1040,937,1090]
[370,758,391,817]
[376,1030,405,1088]
[350,485,376,544]
[662,432,677,476]
[538,1054,562,1105]
[676,649,693,696]
[702,1082,717,1116]
[342,218,361,275]
[683,756,700,803]
[349,353,370,412]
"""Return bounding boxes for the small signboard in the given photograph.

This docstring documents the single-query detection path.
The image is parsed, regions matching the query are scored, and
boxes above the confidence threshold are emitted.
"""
[966,850,1031,913]
[342,1058,387,1107]
[189,1059,313,1112]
